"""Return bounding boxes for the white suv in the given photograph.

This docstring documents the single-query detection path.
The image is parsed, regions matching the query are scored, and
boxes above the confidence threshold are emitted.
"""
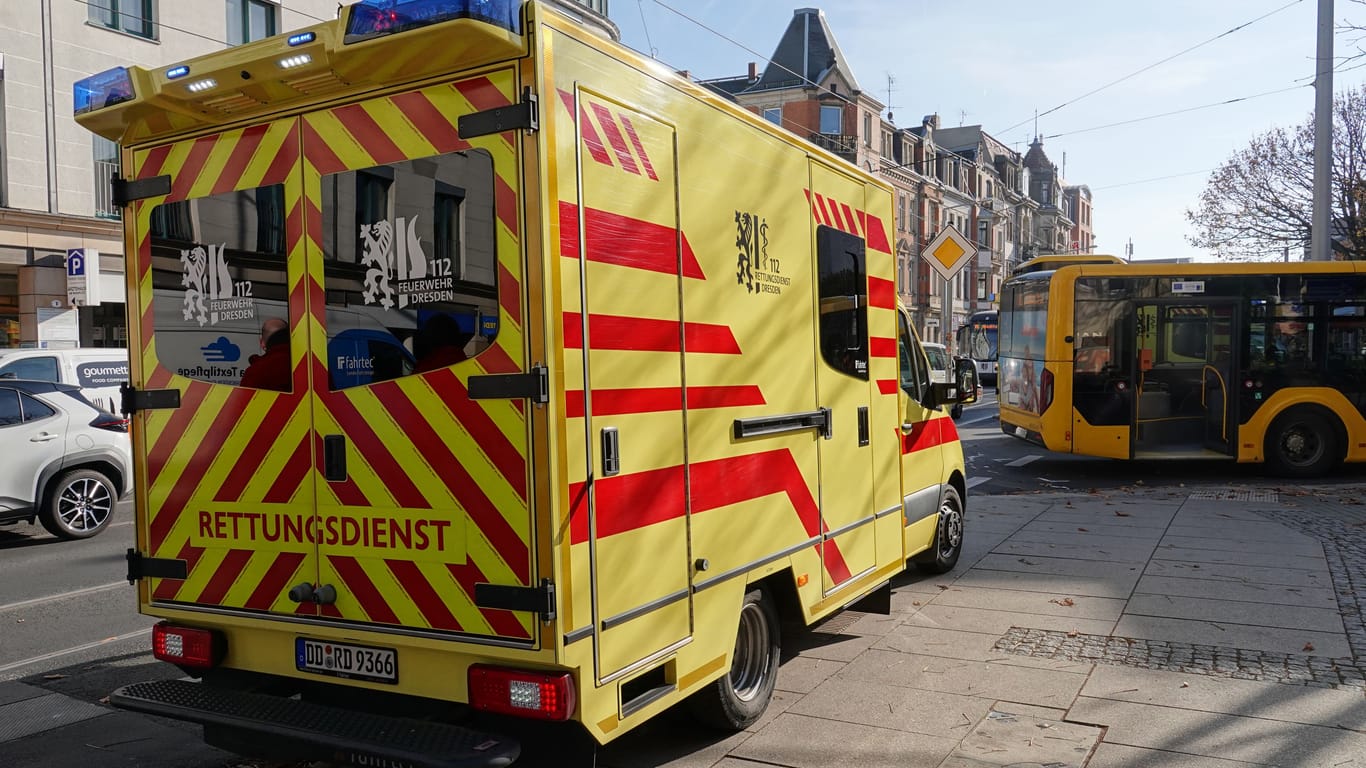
[0,379,132,540]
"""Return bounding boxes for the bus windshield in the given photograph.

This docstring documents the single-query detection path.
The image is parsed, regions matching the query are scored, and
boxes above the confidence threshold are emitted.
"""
[999,278,1048,361]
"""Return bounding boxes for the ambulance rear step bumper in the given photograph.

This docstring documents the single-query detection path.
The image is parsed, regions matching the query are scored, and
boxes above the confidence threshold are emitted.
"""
[110,679,519,767]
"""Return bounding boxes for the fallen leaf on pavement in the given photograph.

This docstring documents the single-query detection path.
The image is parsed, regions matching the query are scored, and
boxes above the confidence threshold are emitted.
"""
[1114,511,1130,517]
[1066,630,1079,638]
[1180,682,1190,688]
[1078,527,1089,532]
[1304,642,1315,652]
[1049,598,1076,607]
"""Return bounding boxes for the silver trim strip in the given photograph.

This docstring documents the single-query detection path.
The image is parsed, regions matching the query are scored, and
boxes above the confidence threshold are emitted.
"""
[822,513,877,540]
[600,588,690,631]
[598,636,691,685]
[692,536,820,593]
[564,625,594,645]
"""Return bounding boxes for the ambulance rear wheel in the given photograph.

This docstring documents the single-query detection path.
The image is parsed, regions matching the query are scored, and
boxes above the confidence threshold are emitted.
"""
[915,485,963,574]
[687,586,779,731]
[39,468,116,540]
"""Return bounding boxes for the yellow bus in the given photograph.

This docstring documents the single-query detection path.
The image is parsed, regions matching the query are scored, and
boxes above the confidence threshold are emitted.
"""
[1011,253,1124,276]
[998,258,1366,477]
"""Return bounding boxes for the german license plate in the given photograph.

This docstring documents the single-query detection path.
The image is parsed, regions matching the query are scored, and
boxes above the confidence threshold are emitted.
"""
[295,638,397,684]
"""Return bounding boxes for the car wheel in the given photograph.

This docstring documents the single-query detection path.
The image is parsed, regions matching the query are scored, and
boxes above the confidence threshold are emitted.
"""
[915,485,964,574]
[950,404,963,420]
[1265,409,1338,478]
[687,587,780,730]
[39,469,116,540]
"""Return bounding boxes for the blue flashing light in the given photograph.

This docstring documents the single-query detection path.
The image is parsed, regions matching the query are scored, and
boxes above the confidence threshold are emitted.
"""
[288,31,316,46]
[74,67,135,115]
[166,65,190,79]
[345,0,521,43]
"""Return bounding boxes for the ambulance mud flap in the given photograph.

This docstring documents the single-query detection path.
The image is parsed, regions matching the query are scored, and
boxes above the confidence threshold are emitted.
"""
[110,679,519,768]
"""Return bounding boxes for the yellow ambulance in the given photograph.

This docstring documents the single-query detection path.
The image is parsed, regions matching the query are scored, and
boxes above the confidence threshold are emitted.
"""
[74,1,977,764]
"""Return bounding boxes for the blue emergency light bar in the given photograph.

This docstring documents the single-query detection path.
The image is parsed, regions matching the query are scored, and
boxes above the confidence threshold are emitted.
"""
[344,0,521,43]
[166,65,190,79]
[74,67,135,115]
[288,31,316,46]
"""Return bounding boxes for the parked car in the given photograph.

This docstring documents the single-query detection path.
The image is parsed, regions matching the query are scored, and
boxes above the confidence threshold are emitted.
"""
[0,379,131,540]
[922,343,964,420]
[0,347,129,413]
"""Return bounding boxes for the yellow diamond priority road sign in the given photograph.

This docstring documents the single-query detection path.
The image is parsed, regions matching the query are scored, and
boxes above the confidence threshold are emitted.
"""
[924,226,975,281]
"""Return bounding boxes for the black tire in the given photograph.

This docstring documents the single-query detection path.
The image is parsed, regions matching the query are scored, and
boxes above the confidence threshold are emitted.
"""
[1265,409,1338,478]
[950,404,963,420]
[39,468,116,540]
[915,485,964,574]
[687,587,779,731]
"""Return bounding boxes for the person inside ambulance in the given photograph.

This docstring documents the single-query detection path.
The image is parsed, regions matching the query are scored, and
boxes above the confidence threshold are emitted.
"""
[240,317,290,391]
[414,312,473,373]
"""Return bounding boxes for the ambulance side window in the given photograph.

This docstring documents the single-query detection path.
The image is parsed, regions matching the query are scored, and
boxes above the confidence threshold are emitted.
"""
[816,224,869,380]
[146,183,292,390]
[320,149,499,390]
[898,313,929,399]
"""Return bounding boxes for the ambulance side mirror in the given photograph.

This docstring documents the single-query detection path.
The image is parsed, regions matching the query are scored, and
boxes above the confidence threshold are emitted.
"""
[925,360,979,409]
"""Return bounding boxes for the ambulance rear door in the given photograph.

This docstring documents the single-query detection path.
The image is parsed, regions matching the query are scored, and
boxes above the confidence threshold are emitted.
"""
[300,69,538,645]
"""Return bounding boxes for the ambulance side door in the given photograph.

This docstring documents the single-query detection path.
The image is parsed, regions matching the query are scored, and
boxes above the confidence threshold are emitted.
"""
[897,312,944,535]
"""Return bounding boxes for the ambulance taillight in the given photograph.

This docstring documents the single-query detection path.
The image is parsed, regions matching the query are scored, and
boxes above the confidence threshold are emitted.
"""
[152,622,223,669]
[467,666,576,722]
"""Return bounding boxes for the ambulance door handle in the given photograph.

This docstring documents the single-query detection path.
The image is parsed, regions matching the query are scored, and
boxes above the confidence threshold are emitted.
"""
[601,427,620,477]
[323,435,347,482]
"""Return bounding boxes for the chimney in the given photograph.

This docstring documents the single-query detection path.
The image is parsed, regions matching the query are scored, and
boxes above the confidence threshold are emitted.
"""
[748,61,758,81]
[923,113,940,130]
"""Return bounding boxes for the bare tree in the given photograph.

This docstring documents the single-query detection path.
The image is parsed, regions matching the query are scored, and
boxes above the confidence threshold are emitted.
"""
[1186,86,1366,261]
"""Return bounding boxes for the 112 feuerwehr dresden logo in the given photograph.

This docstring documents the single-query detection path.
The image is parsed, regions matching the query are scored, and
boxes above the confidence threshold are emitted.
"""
[181,243,255,326]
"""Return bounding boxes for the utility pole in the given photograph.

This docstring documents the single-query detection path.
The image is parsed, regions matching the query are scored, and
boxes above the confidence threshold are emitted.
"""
[1311,0,1334,260]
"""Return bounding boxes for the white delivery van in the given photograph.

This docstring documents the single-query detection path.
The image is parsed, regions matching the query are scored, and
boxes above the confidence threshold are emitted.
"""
[0,348,130,412]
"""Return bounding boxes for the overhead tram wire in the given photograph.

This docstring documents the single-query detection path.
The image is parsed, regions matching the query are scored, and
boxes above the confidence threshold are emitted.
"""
[1043,83,1309,140]
[998,0,1306,135]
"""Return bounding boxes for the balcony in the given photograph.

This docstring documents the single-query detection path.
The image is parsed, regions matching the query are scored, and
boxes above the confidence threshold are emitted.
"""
[94,159,120,220]
[808,132,858,163]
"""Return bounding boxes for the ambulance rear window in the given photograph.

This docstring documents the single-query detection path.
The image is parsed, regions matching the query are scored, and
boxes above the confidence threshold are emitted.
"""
[320,148,499,390]
[816,224,869,380]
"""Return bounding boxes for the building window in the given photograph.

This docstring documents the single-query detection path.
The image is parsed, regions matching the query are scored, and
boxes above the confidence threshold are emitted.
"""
[763,107,781,126]
[819,105,841,135]
[863,113,872,147]
[227,0,277,46]
[92,136,120,219]
[89,0,155,39]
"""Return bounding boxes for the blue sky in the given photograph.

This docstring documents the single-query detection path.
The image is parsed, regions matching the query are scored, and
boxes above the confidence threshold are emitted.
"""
[608,0,1366,262]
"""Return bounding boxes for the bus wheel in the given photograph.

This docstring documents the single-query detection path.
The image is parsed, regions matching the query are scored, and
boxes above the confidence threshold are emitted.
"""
[687,587,779,731]
[915,485,964,574]
[1265,409,1338,478]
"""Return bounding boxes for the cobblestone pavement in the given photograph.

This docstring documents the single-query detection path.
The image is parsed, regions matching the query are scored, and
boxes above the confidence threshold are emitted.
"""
[993,487,1366,694]
[992,627,1366,691]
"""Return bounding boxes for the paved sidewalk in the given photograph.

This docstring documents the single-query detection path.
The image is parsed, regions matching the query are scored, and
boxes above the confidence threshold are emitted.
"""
[598,484,1366,768]
[4,484,1365,767]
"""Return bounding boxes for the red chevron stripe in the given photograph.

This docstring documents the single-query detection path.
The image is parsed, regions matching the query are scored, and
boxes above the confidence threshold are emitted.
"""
[558,202,704,279]
[390,90,469,153]
[210,124,269,196]
[864,212,891,254]
[215,394,303,502]
[150,388,257,551]
[841,203,859,235]
[805,190,828,226]
[589,103,641,175]
[566,450,851,585]
[169,134,218,201]
[263,125,299,187]
[495,174,519,238]
[619,115,659,181]
[557,89,612,165]
[877,379,899,396]
[565,385,765,418]
[263,433,313,504]
[421,369,527,502]
[474,341,520,375]
[869,276,896,310]
[447,562,530,639]
[870,336,897,358]
[244,551,307,612]
[822,196,844,230]
[333,103,406,165]
[386,559,462,631]
[152,542,204,601]
[563,313,741,354]
[452,76,513,113]
[316,363,428,510]
[196,548,254,605]
[139,144,172,180]
[901,416,959,455]
[146,365,172,391]
[146,381,210,487]
[497,262,521,327]
[328,555,400,624]
[369,380,529,581]
[301,119,345,175]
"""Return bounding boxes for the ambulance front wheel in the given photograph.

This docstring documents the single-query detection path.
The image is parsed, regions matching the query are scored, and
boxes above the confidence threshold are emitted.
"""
[914,485,964,574]
[687,586,779,731]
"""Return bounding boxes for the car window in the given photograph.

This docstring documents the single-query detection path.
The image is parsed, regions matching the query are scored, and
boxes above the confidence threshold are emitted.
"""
[20,393,56,422]
[0,356,60,382]
[926,346,948,371]
[0,389,20,426]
